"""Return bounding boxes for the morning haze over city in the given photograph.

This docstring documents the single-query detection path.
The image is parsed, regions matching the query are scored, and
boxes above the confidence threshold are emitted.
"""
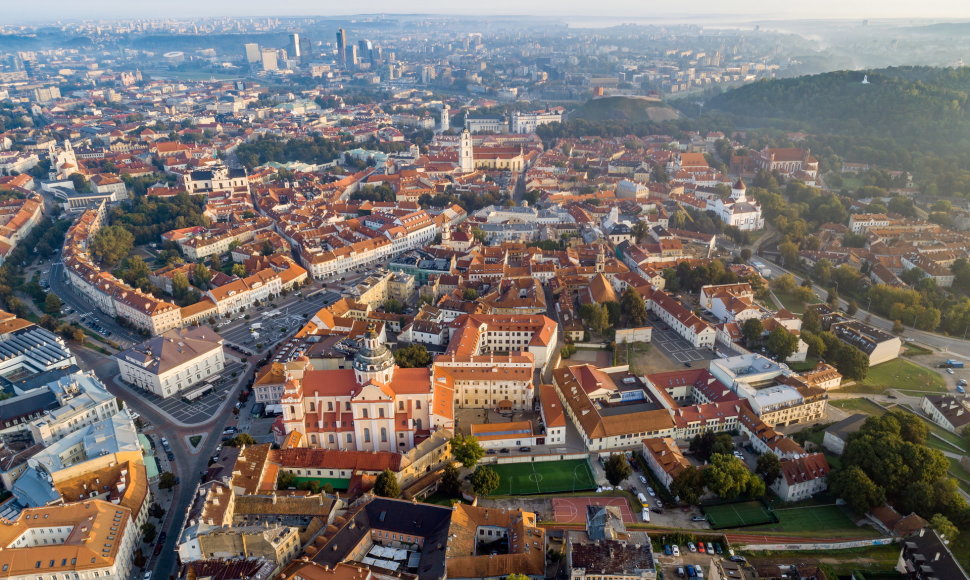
[0,3,968,580]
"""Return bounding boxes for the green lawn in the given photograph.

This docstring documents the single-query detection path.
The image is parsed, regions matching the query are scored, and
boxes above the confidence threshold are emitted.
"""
[788,356,821,373]
[771,288,817,315]
[948,457,970,485]
[488,459,597,496]
[903,343,934,357]
[841,358,946,394]
[830,398,888,416]
[744,504,877,537]
[745,544,901,577]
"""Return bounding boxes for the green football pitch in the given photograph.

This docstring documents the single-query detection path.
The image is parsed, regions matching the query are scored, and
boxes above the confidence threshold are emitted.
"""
[488,459,597,496]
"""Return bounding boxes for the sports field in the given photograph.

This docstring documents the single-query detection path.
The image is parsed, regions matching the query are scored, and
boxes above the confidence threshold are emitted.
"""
[488,459,597,496]
[703,500,778,529]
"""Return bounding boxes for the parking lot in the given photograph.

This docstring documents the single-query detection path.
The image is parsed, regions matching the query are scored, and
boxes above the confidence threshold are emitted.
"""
[218,290,342,351]
[118,360,246,425]
[651,328,716,365]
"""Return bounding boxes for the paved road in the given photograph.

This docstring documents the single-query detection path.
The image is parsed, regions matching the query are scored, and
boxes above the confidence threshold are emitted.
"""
[750,254,970,360]
[73,346,259,580]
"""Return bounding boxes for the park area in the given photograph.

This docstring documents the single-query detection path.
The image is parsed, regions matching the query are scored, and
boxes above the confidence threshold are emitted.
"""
[841,358,945,395]
[487,459,597,496]
[702,500,778,529]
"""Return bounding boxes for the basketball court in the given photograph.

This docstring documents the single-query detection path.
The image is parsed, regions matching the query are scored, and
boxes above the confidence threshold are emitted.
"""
[552,496,637,524]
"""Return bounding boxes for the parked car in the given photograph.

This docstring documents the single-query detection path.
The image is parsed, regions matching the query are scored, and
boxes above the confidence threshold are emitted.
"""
[697,543,705,553]
[519,446,532,452]
[691,515,706,522]
[500,448,510,454]
[638,475,647,484]
[671,545,680,557]
[663,545,672,555]
[676,567,686,578]
[647,486,656,496]
[687,542,697,552]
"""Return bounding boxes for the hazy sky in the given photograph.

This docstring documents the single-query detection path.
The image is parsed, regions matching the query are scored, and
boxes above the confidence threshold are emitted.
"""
[7,0,970,22]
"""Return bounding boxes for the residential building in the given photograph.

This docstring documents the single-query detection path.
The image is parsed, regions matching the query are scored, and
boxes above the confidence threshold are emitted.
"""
[771,453,829,502]
[896,527,970,579]
[649,289,716,348]
[0,500,140,580]
[446,504,545,580]
[566,506,656,580]
[921,395,970,434]
[822,413,868,455]
[27,371,118,446]
[553,364,675,452]
[641,437,690,490]
[115,327,226,398]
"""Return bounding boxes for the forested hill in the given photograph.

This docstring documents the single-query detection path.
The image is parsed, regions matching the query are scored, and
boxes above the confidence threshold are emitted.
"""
[705,67,970,153]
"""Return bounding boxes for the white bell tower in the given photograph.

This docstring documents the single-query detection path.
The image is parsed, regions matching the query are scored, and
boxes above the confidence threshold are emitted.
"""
[459,129,474,173]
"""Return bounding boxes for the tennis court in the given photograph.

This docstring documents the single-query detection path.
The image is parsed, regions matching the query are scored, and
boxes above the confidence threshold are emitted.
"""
[703,500,778,529]
[488,459,597,495]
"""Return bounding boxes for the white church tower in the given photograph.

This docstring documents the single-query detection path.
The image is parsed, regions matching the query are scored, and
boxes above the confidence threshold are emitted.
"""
[458,129,474,173]
[730,178,747,201]
[439,104,450,132]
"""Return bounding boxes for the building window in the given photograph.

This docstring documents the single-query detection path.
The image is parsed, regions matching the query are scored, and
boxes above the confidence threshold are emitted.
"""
[362,408,368,419]
[379,408,385,418]
[364,428,371,443]
[381,427,388,442]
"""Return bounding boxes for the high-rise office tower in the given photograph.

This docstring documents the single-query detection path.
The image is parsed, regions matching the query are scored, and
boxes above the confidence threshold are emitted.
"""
[289,33,302,61]
[336,28,347,66]
[244,43,260,64]
[261,48,278,71]
[348,44,359,67]
[358,39,373,63]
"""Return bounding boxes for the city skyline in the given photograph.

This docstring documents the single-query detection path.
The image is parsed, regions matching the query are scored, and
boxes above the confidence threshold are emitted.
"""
[7,1,970,22]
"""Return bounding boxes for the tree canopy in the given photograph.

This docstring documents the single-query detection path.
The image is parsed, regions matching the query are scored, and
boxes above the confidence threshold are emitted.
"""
[374,469,401,498]
[604,454,633,486]
[451,434,486,469]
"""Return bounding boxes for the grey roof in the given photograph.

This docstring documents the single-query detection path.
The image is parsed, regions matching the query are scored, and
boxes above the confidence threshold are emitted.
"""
[312,497,451,580]
[0,326,75,373]
[0,389,57,426]
[0,364,81,394]
[824,413,868,442]
[901,528,970,580]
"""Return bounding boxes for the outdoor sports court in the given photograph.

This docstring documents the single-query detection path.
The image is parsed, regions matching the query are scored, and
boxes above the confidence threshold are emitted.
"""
[552,496,636,524]
[487,459,597,496]
[702,500,778,529]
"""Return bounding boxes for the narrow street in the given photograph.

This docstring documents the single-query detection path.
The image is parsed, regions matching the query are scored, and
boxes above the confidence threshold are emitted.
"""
[72,346,259,579]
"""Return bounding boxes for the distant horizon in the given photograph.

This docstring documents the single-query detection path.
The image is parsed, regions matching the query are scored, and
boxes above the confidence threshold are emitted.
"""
[7,2,970,25]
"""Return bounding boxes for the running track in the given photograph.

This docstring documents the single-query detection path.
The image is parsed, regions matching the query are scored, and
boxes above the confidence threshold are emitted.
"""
[537,523,881,545]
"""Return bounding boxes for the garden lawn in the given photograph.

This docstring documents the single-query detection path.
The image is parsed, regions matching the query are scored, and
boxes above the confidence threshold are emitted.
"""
[771,289,816,315]
[830,398,887,416]
[752,504,877,537]
[841,359,946,394]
